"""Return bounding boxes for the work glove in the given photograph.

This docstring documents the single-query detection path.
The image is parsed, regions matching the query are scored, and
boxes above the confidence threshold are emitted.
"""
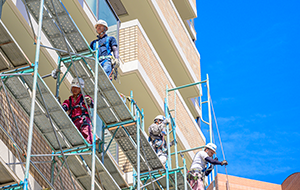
[163,118,170,125]
[221,160,228,166]
[85,96,92,106]
[113,59,120,69]
[161,131,167,135]
[170,139,177,147]
[51,69,59,79]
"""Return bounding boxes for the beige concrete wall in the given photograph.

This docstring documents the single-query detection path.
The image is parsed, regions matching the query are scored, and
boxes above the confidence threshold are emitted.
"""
[0,89,81,189]
[156,0,200,81]
[119,24,205,152]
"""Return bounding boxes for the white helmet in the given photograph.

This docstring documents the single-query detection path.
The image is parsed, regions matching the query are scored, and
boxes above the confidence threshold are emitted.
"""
[95,19,108,29]
[205,143,217,153]
[71,78,84,89]
[154,115,165,122]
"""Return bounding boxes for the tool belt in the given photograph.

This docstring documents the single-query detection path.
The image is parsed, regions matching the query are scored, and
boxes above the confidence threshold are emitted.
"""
[99,55,113,63]
[187,169,204,181]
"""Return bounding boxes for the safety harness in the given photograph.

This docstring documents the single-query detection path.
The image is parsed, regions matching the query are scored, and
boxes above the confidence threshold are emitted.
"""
[187,168,206,188]
[68,95,89,122]
[93,36,112,64]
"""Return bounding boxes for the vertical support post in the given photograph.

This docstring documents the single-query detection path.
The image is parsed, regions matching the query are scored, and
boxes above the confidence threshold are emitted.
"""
[183,158,187,190]
[55,57,61,99]
[206,74,216,190]
[91,41,100,190]
[165,85,172,170]
[172,119,178,190]
[23,1,44,189]
[136,110,141,190]
[102,121,105,163]
[141,109,144,131]
[165,99,171,169]
[166,162,169,190]
[130,91,134,115]
[50,152,55,184]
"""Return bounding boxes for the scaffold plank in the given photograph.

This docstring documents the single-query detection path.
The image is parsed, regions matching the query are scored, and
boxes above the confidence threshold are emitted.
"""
[3,74,122,190]
[25,0,133,125]
[109,125,150,173]
[26,0,90,56]
[64,59,133,125]
[0,21,30,72]
[102,152,129,188]
[4,76,84,151]
[126,125,165,171]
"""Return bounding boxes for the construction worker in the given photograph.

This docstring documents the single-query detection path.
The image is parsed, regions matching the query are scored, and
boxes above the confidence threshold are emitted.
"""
[90,19,119,80]
[188,143,228,190]
[148,115,171,165]
[62,78,94,144]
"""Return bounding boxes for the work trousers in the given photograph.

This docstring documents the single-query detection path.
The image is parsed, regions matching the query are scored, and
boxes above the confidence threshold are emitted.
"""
[74,117,93,144]
[189,173,204,190]
[101,60,112,77]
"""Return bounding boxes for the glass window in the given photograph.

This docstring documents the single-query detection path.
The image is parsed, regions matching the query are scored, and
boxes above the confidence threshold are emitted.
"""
[85,0,119,41]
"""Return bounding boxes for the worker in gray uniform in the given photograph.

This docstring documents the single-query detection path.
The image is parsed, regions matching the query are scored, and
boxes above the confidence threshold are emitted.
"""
[188,143,228,190]
[148,115,171,165]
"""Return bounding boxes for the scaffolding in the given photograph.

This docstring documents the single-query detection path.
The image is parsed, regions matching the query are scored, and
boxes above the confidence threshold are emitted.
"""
[0,0,221,190]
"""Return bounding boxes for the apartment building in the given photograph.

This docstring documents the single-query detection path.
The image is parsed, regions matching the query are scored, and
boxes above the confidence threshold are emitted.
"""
[0,0,204,189]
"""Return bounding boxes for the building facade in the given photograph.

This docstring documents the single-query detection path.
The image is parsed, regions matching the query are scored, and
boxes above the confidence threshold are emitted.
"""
[207,173,300,190]
[0,0,204,189]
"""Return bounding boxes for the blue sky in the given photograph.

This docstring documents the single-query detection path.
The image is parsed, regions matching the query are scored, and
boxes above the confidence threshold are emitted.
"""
[195,0,300,185]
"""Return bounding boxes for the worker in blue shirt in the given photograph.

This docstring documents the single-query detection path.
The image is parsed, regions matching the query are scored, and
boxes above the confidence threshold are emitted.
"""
[90,20,119,80]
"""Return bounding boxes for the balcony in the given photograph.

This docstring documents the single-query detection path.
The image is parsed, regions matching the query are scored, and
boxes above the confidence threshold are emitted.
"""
[116,20,205,166]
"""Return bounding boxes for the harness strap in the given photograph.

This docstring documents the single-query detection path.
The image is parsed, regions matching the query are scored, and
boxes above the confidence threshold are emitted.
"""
[68,95,88,120]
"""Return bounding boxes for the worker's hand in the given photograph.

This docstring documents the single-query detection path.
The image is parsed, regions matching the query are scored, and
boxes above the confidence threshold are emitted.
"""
[221,160,228,166]
[113,59,120,69]
[163,118,170,125]
[85,96,92,106]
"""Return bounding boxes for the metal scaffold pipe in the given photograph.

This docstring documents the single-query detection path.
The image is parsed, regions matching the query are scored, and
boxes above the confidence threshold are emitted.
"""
[23,0,44,189]
[91,41,99,190]
[206,74,216,190]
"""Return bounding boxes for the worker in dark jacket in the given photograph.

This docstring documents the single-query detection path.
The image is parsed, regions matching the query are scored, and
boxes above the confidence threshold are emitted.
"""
[62,78,94,144]
[188,143,228,190]
[90,19,119,80]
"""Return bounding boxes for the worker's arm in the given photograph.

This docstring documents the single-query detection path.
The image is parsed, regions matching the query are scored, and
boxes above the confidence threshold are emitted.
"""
[112,46,119,59]
[62,99,69,111]
[205,157,228,166]
[205,157,222,165]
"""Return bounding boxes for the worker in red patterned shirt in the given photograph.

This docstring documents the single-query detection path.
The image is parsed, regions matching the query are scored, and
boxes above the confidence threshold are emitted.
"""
[62,78,94,144]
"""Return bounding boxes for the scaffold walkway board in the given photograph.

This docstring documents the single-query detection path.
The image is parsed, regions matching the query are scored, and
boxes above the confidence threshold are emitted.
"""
[0,21,30,72]
[102,152,129,188]
[143,171,192,190]
[108,124,165,174]
[126,124,165,171]
[4,74,87,151]
[3,74,122,190]
[64,58,133,125]
[26,0,90,56]
[109,124,148,173]
[25,0,133,125]
[68,154,121,190]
